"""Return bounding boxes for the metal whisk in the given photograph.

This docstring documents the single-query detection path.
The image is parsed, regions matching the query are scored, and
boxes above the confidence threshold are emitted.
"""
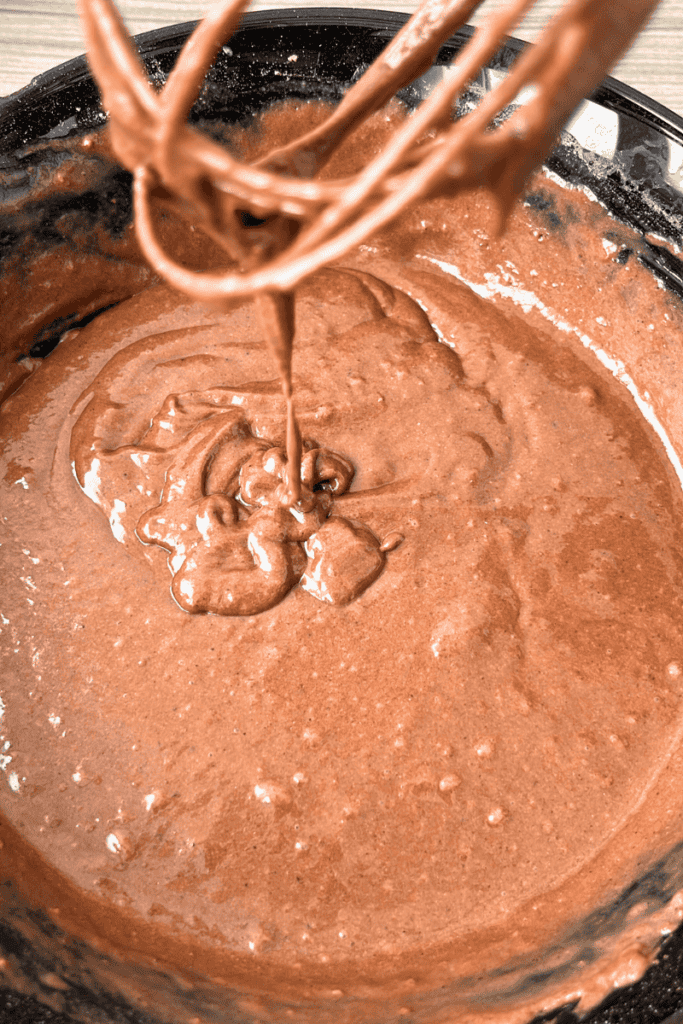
[78,0,659,301]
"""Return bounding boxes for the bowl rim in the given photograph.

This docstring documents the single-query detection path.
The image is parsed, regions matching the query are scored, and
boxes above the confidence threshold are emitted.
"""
[2,7,683,150]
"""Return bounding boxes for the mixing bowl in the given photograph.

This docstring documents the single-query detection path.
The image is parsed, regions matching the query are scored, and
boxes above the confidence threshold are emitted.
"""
[2,8,683,1024]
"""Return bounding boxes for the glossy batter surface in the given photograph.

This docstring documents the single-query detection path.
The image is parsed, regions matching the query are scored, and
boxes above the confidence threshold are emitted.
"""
[3,106,683,1018]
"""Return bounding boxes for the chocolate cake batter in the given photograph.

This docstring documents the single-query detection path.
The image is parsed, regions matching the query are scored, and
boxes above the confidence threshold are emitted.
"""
[3,95,683,1024]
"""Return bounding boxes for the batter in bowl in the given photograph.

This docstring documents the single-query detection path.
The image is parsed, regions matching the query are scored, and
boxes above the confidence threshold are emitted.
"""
[3,95,683,1023]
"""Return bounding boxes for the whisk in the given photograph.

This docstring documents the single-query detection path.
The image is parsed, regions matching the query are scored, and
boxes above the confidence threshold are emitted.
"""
[78,0,659,300]
[77,0,659,498]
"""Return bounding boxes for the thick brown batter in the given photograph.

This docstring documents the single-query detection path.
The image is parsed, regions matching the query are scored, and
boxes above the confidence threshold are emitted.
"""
[4,102,683,1022]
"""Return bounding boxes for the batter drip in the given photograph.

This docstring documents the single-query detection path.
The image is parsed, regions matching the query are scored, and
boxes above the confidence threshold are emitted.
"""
[74,390,384,614]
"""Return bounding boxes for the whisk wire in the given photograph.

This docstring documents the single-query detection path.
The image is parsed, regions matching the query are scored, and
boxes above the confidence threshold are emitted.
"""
[80,0,661,302]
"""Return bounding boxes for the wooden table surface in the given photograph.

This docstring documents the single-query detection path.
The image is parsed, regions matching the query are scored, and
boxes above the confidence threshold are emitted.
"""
[2,0,683,118]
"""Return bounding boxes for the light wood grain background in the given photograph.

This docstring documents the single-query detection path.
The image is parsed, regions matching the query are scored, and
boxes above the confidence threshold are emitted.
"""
[2,0,682,117]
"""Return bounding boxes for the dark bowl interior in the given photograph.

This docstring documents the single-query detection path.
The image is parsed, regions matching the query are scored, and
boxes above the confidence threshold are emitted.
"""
[3,8,683,1024]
